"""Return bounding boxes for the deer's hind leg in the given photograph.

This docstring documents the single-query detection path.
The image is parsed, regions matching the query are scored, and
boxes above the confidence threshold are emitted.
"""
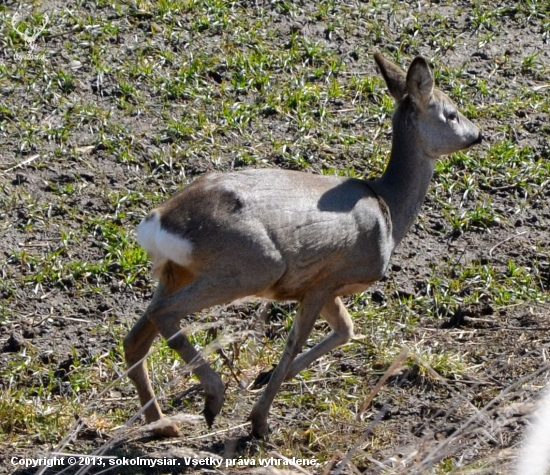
[145,261,284,433]
[124,263,200,436]
[124,310,172,434]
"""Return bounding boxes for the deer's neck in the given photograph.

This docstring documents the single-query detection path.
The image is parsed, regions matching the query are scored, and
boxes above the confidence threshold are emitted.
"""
[371,128,436,250]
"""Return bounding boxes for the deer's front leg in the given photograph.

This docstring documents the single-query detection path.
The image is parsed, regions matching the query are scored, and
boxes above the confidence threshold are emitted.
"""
[287,296,354,378]
[250,293,326,437]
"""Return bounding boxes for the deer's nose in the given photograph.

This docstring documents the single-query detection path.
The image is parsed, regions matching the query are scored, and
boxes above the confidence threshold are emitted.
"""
[473,132,483,145]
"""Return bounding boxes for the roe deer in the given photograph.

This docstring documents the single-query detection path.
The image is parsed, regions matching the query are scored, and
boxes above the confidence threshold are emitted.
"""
[125,53,482,438]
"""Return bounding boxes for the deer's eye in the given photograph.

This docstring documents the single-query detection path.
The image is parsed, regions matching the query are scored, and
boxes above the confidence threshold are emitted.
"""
[447,111,459,123]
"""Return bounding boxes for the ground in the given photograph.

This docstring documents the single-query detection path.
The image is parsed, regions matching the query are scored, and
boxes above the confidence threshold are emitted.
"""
[0,1,549,474]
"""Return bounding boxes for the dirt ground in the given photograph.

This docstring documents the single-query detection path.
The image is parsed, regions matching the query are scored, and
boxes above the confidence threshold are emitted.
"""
[1,0,549,474]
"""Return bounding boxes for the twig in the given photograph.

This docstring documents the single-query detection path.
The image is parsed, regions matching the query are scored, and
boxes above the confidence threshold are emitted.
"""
[485,183,521,192]
[1,154,41,174]
[408,351,493,426]
[37,327,250,475]
[356,347,409,420]
[186,422,250,440]
[217,347,245,388]
[334,404,389,475]
[417,364,550,472]
[294,376,358,386]
[489,231,527,257]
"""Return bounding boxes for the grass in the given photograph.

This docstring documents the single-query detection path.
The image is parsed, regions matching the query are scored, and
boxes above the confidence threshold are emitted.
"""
[0,0,549,474]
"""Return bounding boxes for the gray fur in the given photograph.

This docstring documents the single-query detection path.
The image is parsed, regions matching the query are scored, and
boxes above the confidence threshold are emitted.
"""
[124,53,482,438]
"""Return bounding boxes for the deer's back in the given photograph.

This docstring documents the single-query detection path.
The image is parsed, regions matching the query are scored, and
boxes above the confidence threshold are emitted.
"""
[153,169,393,298]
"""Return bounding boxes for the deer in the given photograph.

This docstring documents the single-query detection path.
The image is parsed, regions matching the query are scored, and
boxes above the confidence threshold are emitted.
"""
[124,53,482,438]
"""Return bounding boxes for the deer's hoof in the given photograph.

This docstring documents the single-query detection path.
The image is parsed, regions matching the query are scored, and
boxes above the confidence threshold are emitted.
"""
[249,408,270,438]
[203,392,224,427]
[251,419,270,438]
[252,366,275,389]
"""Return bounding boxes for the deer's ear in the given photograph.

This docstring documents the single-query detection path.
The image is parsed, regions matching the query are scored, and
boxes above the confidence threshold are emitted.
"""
[374,53,407,102]
[406,57,434,109]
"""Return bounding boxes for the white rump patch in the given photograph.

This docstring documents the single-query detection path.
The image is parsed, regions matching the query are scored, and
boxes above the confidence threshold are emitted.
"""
[136,211,193,278]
